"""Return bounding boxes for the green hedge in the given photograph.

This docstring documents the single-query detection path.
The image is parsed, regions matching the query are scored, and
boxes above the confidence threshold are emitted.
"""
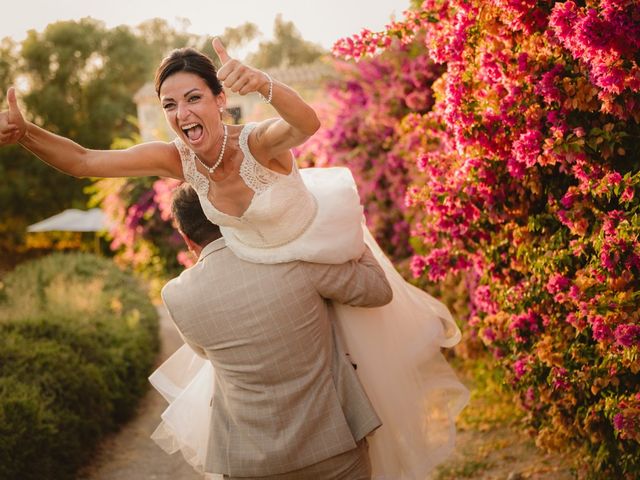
[0,253,159,480]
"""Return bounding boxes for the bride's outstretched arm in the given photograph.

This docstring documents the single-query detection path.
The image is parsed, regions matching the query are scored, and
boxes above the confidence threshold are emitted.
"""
[0,88,182,179]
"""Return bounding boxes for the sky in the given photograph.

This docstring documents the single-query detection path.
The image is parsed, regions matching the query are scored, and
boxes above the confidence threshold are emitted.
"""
[2,0,411,52]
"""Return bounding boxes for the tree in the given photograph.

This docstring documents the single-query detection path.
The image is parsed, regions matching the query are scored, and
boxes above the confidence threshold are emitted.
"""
[20,18,153,147]
[220,23,260,55]
[0,19,151,259]
[248,15,325,69]
[0,19,205,260]
[0,38,17,92]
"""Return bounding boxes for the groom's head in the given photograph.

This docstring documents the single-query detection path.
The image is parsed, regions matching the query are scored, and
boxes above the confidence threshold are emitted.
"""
[172,183,222,256]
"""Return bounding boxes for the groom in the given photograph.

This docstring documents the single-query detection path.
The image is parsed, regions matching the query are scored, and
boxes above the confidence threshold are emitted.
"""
[161,184,392,479]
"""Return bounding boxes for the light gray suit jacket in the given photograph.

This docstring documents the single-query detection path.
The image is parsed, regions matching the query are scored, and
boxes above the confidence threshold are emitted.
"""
[161,238,392,477]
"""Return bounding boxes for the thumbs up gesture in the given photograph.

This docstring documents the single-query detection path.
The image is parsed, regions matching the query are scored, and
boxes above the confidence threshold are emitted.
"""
[0,87,27,145]
[212,37,270,97]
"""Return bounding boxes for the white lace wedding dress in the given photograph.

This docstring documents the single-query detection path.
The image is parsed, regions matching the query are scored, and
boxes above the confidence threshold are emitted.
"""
[149,123,469,480]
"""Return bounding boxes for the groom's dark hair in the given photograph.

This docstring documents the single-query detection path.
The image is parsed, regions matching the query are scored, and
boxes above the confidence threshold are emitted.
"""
[171,184,222,246]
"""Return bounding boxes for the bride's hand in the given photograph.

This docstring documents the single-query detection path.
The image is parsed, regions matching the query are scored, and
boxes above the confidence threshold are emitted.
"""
[0,87,27,146]
[212,37,270,97]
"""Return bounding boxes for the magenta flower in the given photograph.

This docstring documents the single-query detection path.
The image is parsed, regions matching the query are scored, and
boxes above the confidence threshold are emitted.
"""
[536,64,565,105]
[546,273,570,294]
[614,324,640,348]
[509,310,540,343]
[590,315,613,342]
[620,185,635,203]
[513,356,530,380]
[551,367,570,391]
[473,285,499,315]
[330,1,640,470]
[424,247,454,281]
[613,404,640,442]
[481,327,497,343]
[410,255,427,279]
[512,129,543,168]
[177,250,195,268]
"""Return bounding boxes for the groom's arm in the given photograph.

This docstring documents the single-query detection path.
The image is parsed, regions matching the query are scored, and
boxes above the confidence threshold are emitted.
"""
[304,246,393,307]
[161,287,208,359]
[163,306,208,359]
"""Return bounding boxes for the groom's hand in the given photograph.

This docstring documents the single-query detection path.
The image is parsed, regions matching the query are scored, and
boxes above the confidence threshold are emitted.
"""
[0,87,27,145]
[213,37,270,97]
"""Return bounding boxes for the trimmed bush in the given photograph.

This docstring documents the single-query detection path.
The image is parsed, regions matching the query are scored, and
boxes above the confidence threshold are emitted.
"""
[0,252,159,480]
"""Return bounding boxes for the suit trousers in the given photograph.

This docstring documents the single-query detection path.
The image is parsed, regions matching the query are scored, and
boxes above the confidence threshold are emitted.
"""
[221,438,371,480]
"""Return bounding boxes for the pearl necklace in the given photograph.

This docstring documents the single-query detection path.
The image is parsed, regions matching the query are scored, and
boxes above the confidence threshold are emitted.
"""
[196,123,228,177]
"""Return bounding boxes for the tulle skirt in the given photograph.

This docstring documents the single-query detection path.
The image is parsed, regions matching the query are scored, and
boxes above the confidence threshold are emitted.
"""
[149,228,469,479]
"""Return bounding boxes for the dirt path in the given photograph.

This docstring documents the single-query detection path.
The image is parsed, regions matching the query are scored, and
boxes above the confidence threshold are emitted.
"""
[431,426,576,479]
[79,306,203,480]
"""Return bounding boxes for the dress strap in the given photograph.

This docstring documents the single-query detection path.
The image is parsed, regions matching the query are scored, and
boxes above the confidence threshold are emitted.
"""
[173,138,210,196]
[238,123,287,195]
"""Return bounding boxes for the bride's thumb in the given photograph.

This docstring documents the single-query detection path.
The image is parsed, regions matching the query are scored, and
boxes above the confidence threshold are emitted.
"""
[7,87,22,119]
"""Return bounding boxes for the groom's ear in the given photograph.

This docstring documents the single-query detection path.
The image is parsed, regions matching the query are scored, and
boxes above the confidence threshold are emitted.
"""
[179,229,198,254]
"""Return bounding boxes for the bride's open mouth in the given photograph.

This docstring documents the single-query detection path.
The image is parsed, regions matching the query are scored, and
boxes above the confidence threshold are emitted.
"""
[181,123,204,143]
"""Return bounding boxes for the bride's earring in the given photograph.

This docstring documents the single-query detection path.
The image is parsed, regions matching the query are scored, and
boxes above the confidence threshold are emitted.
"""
[219,107,224,112]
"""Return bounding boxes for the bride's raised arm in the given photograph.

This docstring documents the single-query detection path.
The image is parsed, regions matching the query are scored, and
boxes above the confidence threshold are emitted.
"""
[0,87,182,179]
[211,39,320,165]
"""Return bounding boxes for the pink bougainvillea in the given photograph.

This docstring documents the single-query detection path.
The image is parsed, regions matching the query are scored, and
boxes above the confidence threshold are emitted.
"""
[297,38,444,260]
[91,176,186,278]
[334,0,640,475]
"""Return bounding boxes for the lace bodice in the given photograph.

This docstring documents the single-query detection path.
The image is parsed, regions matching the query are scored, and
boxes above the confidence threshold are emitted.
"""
[174,123,318,250]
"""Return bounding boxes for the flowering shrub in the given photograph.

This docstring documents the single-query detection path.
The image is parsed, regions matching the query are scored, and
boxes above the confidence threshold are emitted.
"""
[335,0,640,476]
[88,137,187,284]
[90,175,185,281]
[297,39,443,261]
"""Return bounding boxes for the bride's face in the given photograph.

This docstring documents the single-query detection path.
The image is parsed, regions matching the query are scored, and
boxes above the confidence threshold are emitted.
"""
[159,71,225,158]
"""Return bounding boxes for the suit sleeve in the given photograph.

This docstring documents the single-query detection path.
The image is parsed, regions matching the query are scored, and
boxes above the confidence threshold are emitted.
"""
[304,246,393,307]
[161,284,208,359]
[177,329,208,359]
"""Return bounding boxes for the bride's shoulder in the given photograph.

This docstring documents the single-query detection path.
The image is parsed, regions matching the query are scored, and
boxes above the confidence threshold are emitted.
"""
[240,119,274,147]
[155,140,184,179]
[238,120,293,175]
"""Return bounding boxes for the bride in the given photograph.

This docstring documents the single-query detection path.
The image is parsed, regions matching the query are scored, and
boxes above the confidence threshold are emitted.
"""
[0,38,469,479]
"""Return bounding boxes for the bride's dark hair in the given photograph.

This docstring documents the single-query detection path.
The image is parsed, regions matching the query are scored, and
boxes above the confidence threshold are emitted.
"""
[155,48,224,97]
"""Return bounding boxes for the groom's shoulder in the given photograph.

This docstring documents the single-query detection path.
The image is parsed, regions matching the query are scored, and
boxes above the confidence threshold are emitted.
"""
[161,274,183,308]
[161,262,203,307]
[160,251,227,304]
